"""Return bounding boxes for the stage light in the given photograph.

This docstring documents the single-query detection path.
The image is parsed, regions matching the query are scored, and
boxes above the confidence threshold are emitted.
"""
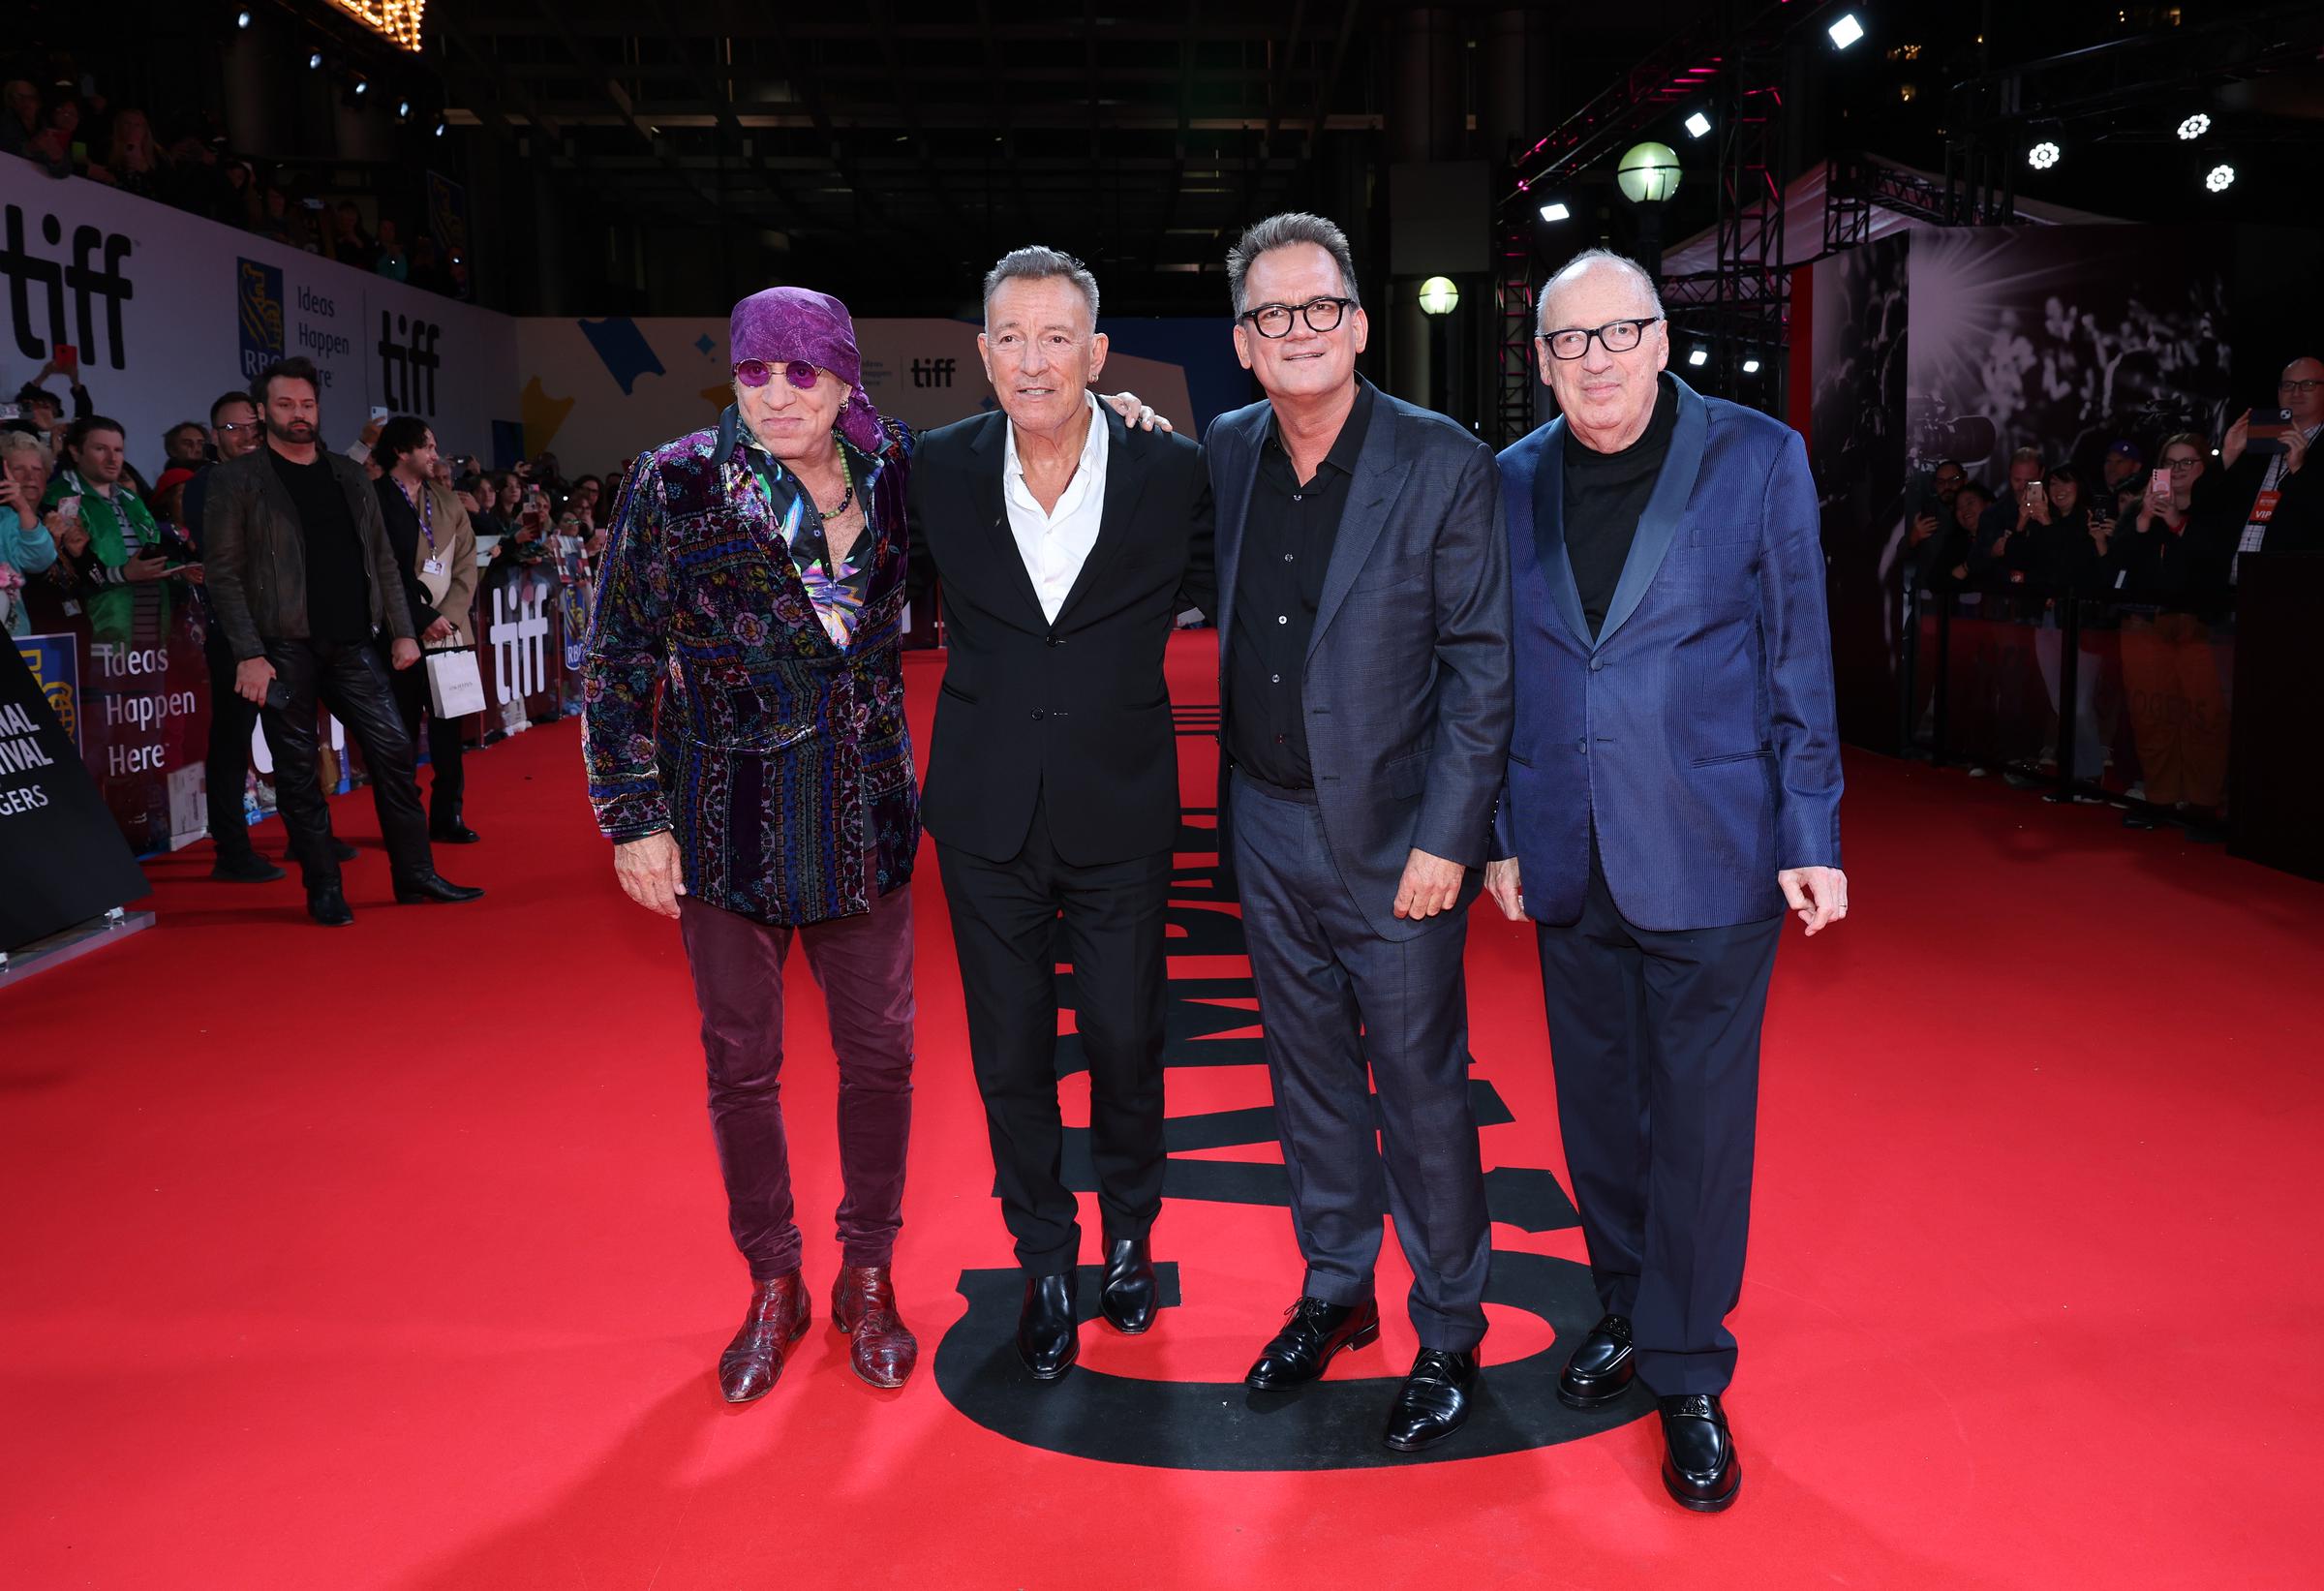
[308,52,323,70]
[2027,141,2060,170]
[433,119,447,138]
[1688,348,1709,368]
[235,9,251,26]
[1616,141,1682,204]
[1742,357,1761,374]
[1828,13,1865,50]
[1418,276,1460,316]
[395,99,412,121]
[2206,163,2236,193]
[352,77,368,97]
[1683,110,1712,139]
[1538,200,1572,223]
[2177,113,2211,141]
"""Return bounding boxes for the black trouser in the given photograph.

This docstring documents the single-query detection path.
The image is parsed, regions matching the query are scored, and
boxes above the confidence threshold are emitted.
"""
[388,655,467,828]
[258,635,434,892]
[1533,838,1782,1396]
[935,794,1171,1276]
[202,631,260,861]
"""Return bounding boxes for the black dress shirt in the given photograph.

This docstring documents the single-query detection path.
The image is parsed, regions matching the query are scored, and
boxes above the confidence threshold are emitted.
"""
[268,446,371,643]
[1562,375,1677,636]
[1226,379,1376,788]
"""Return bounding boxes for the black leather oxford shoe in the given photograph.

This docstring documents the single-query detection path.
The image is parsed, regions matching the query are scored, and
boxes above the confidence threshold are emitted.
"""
[1384,1348,1480,1452]
[392,871,484,904]
[306,887,354,928]
[1017,1271,1079,1381]
[1659,1392,1742,1512]
[1558,1313,1636,1409]
[1099,1237,1158,1334]
[1244,1296,1381,1390]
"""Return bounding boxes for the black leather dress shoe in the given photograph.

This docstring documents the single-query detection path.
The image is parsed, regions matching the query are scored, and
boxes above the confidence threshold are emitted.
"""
[430,821,481,844]
[1244,1296,1381,1390]
[1659,1392,1742,1512]
[212,851,286,883]
[1384,1348,1480,1452]
[1099,1237,1158,1334]
[392,871,484,904]
[290,839,360,865]
[307,888,354,928]
[1017,1272,1079,1381]
[1558,1313,1636,1409]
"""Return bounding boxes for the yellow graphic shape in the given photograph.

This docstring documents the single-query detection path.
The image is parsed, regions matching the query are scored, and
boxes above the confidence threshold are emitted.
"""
[520,376,577,458]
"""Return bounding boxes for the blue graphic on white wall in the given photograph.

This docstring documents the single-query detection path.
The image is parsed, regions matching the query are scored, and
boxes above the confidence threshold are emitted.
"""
[578,317,666,396]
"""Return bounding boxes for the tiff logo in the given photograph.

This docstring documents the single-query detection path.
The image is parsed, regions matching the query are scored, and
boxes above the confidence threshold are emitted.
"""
[490,583,549,704]
[379,312,443,415]
[1,204,135,369]
[910,356,957,388]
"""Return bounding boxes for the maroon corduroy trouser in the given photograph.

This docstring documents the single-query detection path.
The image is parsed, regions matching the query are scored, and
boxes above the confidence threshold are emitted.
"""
[676,883,915,1280]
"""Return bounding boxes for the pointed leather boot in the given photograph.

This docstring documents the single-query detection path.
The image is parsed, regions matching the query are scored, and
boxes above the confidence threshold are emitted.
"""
[830,1266,917,1389]
[719,1271,810,1404]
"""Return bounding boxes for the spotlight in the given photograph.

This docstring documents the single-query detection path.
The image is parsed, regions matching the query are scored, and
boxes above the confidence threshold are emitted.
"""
[352,77,368,98]
[235,9,251,26]
[308,51,323,70]
[396,99,412,122]
[434,120,447,138]
[1687,347,1709,368]
[2205,163,2235,193]
[1742,357,1762,375]
[2027,141,2061,170]
[2177,112,2211,141]
[1538,200,1571,223]
[1683,110,1712,139]
[1827,13,1865,49]
[1418,276,1461,316]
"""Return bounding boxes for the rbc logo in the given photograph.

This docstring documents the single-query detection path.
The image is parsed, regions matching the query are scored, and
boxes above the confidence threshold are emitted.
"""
[236,259,286,380]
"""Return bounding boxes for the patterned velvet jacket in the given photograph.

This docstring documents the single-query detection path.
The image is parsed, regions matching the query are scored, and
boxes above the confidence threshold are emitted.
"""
[581,407,918,926]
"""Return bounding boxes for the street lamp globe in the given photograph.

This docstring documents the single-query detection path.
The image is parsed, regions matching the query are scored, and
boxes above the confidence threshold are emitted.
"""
[1418,276,1460,316]
[1616,141,1682,204]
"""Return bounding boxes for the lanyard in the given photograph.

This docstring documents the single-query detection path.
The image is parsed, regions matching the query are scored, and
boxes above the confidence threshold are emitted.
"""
[402,477,435,550]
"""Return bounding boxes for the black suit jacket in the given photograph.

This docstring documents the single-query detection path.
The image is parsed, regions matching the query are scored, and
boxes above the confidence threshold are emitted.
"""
[907,406,1215,866]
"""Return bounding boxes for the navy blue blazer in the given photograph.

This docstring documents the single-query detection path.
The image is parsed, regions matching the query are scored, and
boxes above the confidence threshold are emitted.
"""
[1208,386,1513,941]
[1491,379,1843,932]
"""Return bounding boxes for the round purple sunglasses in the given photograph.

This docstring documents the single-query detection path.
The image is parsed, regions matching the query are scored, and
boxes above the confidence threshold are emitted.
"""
[733,358,823,390]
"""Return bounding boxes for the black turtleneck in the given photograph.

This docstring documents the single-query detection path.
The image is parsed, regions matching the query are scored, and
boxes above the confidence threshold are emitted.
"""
[1562,375,1678,637]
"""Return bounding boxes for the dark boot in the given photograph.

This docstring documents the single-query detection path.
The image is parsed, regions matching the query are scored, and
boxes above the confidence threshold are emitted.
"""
[830,1266,918,1389]
[719,1272,811,1404]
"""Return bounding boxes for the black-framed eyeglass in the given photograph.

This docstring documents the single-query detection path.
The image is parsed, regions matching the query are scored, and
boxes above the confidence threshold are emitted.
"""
[1240,296,1354,339]
[2279,378,2321,395]
[216,420,258,434]
[1540,317,1663,360]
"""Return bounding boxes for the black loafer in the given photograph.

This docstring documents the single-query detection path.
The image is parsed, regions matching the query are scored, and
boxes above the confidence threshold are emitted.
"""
[392,871,484,904]
[1384,1348,1479,1452]
[306,888,354,928]
[1099,1237,1158,1334]
[1558,1313,1636,1409]
[1244,1296,1380,1390]
[1659,1392,1742,1512]
[430,822,481,844]
[211,851,286,883]
[1017,1272,1079,1381]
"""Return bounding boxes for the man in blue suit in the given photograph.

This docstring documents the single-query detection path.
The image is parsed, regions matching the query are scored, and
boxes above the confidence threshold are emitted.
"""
[1485,250,1847,1512]
[1206,213,1513,1453]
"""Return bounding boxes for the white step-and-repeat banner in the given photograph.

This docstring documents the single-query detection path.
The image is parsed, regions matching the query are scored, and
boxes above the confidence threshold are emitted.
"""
[1,164,520,470]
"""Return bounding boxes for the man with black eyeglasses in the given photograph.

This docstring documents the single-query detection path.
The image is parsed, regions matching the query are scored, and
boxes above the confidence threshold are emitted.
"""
[2205,356,2323,581]
[1205,212,1512,1454]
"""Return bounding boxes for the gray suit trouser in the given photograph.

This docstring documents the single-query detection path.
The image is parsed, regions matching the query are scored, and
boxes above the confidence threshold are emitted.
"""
[1232,772,1490,1351]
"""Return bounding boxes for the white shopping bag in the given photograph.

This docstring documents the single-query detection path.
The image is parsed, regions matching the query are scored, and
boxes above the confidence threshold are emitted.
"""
[425,646,489,718]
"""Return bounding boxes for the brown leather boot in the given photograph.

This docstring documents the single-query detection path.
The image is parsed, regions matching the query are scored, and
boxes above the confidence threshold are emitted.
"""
[830,1265,918,1389]
[719,1271,811,1403]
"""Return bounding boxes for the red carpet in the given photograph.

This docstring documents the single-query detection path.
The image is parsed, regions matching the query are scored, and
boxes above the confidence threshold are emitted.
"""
[3,630,2318,1589]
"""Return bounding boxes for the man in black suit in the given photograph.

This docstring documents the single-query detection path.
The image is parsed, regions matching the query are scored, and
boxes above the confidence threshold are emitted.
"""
[907,246,1214,1381]
[1205,213,1513,1452]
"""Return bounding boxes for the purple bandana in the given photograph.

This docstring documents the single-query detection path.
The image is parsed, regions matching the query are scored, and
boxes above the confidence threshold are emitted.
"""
[729,286,887,457]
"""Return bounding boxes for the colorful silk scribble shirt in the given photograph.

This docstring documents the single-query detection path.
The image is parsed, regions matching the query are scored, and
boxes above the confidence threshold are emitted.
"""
[580,406,918,927]
[743,432,879,650]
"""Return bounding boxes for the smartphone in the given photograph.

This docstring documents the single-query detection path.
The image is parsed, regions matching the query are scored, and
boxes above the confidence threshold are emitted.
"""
[301,198,324,212]
[58,495,81,522]
[2248,407,2293,454]
[263,678,295,712]
[0,403,18,421]
[53,344,78,376]
[369,405,391,425]
[2150,467,2171,496]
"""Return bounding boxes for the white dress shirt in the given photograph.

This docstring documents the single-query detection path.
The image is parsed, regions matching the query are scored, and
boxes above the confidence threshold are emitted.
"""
[1001,390,1110,624]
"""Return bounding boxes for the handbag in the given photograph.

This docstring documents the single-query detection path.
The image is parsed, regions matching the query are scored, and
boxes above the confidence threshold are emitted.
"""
[424,644,488,719]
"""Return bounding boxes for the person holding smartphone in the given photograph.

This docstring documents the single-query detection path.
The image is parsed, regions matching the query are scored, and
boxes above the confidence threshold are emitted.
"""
[41,415,192,646]
[2117,434,2231,831]
[1,429,61,637]
[2205,354,2324,581]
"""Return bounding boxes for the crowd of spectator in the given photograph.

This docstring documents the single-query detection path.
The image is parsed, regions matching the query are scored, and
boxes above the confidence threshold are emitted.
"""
[1901,356,2323,837]
[3,65,473,300]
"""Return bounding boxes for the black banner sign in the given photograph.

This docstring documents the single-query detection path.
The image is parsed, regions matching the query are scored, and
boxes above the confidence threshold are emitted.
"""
[0,643,149,950]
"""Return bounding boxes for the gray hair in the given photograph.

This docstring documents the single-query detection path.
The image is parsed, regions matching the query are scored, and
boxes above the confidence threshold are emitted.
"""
[982,245,1101,327]
[1226,212,1361,318]
[0,428,49,469]
[1536,248,1664,333]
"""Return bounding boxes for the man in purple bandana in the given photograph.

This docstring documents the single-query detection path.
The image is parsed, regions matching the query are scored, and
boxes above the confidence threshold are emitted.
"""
[583,287,926,1400]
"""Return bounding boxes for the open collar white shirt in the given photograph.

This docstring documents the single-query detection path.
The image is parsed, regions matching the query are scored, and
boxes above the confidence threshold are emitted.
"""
[1001,390,1109,625]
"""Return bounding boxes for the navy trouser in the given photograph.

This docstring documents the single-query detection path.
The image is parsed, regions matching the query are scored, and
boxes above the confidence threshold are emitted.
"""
[1232,772,1489,1352]
[1534,839,1781,1395]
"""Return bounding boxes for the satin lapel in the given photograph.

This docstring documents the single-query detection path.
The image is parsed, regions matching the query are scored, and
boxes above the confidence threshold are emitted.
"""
[1306,394,1411,664]
[1526,420,1593,648]
[1591,379,1710,651]
[1050,407,1143,629]
[1212,410,1263,647]
[966,412,1048,629]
